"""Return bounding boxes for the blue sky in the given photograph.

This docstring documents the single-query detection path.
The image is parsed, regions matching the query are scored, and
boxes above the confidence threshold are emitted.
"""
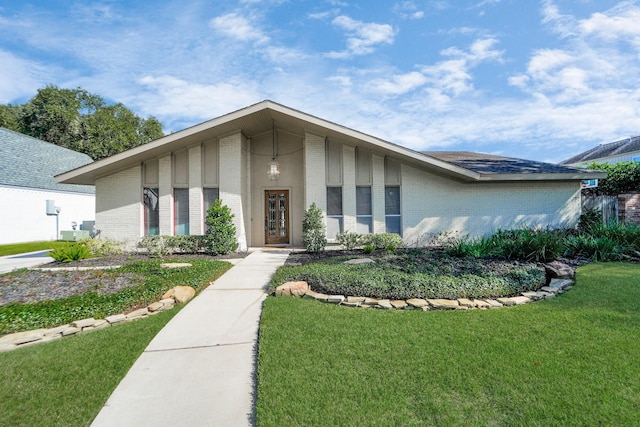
[1,0,640,163]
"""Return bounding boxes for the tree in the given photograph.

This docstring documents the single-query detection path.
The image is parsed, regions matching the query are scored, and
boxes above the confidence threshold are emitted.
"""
[1,85,164,160]
[584,161,640,195]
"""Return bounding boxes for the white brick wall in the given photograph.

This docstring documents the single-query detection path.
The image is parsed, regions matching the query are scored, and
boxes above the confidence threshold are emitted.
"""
[188,145,203,235]
[96,165,141,245]
[158,155,172,235]
[219,132,246,250]
[342,145,357,233]
[303,133,326,211]
[0,186,94,244]
[372,154,385,234]
[401,164,581,245]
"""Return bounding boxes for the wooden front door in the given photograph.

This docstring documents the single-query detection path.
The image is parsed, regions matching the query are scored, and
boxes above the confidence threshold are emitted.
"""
[265,190,290,245]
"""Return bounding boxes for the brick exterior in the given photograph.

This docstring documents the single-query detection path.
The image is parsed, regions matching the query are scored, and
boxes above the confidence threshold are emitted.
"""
[372,154,385,234]
[303,132,326,211]
[219,132,247,250]
[618,193,640,224]
[342,145,357,233]
[96,165,142,244]
[401,164,581,244]
[158,155,172,235]
[188,145,203,235]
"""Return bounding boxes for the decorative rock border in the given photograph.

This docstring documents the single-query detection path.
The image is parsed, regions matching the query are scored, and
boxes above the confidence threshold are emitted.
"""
[0,285,195,353]
[275,278,575,311]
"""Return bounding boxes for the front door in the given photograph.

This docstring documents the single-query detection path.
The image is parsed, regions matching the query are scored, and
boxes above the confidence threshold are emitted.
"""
[265,190,290,245]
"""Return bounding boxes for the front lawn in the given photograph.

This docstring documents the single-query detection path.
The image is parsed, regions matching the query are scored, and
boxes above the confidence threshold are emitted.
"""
[0,241,66,257]
[257,262,640,426]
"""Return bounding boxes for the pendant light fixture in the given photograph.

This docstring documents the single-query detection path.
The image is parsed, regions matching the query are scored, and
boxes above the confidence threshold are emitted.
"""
[267,121,280,180]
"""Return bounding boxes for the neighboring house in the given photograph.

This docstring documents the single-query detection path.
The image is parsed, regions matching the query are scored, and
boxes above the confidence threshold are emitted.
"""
[56,101,604,249]
[0,128,95,244]
[562,135,640,166]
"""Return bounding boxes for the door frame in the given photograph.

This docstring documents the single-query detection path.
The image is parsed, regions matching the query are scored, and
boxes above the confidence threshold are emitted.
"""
[264,189,290,245]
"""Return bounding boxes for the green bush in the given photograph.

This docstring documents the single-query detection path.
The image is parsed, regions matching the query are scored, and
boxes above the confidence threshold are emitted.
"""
[204,199,238,254]
[302,203,326,253]
[445,235,498,258]
[363,233,403,251]
[49,243,92,262]
[565,235,624,261]
[362,244,375,254]
[336,231,362,250]
[84,238,123,256]
[137,236,170,257]
[578,207,604,231]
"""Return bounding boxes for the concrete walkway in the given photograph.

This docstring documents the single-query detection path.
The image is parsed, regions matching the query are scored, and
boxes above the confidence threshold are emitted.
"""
[91,249,290,427]
[0,250,54,274]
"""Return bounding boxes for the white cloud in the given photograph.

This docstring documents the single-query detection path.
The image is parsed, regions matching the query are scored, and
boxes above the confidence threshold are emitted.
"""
[135,75,262,130]
[0,50,51,103]
[393,2,425,19]
[209,13,270,45]
[367,71,427,95]
[579,5,640,45]
[326,15,395,58]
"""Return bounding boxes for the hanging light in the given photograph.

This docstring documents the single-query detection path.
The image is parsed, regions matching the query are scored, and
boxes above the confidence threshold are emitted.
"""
[267,121,280,180]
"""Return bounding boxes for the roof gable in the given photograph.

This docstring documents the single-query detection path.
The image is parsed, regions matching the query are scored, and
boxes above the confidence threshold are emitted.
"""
[0,128,95,194]
[55,100,604,185]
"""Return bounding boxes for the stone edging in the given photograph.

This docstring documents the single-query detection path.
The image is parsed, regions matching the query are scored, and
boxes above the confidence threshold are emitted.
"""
[275,277,575,310]
[0,284,196,353]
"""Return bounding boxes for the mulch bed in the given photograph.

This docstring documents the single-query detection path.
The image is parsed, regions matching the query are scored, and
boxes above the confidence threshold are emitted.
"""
[0,252,249,306]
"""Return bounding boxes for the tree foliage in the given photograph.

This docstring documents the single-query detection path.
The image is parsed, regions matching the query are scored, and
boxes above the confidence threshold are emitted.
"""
[205,199,238,255]
[302,202,327,253]
[584,161,640,195]
[0,85,163,160]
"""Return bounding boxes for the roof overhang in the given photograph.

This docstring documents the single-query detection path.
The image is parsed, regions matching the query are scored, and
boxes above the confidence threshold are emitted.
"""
[55,100,604,185]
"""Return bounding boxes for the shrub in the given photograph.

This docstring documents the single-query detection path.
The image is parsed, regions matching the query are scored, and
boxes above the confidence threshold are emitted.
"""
[49,243,92,262]
[564,235,624,261]
[362,244,375,254]
[205,199,238,254]
[445,235,497,258]
[490,228,566,262]
[302,203,326,253]
[336,231,362,250]
[80,238,123,256]
[363,233,403,251]
[578,207,603,232]
[137,236,170,257]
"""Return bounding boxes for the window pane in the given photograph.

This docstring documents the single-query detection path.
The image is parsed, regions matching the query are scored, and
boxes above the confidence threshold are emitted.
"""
[385,216,401,235]
[327,216,343,240]
[356,216,372,234]
[174,188,189,235]
[356,187,372,215]
[385,186,400,215]
[203,188,219,214]
[143,188,159,236]
[327,187,343,216]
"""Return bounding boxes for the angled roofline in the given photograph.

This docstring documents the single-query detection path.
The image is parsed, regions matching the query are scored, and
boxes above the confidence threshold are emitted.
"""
[56,100,601,185]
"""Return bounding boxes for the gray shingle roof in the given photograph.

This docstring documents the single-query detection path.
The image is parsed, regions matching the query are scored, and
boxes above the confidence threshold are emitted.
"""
[561,135,640,165]
[424,151,588,175]
[0,128,95,194]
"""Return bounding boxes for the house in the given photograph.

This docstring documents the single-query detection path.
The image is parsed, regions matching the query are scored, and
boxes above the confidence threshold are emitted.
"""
[0,128,95,244]
[55,101,604,249]
[562,135,640,166]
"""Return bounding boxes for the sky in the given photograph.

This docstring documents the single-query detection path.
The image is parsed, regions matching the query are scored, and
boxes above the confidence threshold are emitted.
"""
[1,0,640,163]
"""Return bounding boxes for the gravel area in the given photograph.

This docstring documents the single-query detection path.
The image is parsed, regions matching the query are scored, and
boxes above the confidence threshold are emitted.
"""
[0,252,249,306]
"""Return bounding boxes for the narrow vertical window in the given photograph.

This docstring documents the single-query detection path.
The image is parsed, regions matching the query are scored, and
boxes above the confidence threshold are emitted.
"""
[385,186,401,235]
[174,188,190,235]
[143,188,159,236]
[356,186,372,234]
[203,188,219,232]
[326,186,343,240]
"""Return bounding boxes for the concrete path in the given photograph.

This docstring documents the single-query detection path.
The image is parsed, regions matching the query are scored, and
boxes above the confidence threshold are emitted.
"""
[0,250,54,274]
[91,249,290,427]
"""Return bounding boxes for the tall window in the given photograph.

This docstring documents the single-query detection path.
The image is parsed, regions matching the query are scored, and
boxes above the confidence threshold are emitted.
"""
[143,188,159,235]
[174,188,189,235]
[356,186,372,234]
[326,186,343,240]
[385,186,401,235]
[203,188,219,232]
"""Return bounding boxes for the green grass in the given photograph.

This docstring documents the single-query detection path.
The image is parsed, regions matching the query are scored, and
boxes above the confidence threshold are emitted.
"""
[0,241,66,257]
[0,259,232,334]
[257,263,640,426]
[0,306,181,426]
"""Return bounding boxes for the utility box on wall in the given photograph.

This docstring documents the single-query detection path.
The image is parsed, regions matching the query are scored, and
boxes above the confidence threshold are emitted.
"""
[46,200,57,215]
